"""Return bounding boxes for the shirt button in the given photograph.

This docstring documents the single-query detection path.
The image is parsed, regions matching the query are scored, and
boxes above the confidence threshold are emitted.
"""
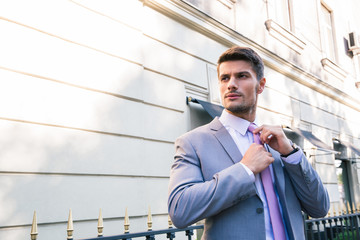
[256,208,264,214]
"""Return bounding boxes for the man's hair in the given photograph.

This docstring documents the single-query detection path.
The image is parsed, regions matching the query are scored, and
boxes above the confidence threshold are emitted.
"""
[217,46,264,81]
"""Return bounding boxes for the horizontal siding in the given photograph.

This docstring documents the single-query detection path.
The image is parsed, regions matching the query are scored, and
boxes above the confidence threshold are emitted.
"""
[258,87,293,117]
[0,1,197,239]
[0,19,144,100]
[265,67,360,135]
[0,174,168,227]
[339,118,360,137]
[143,36,209,88]
[256,107,293,127]
[300,103,340,131]
[265,68,343,118]
[142,4,228,64]
[0,68,186,142]
[0,120,174,177]
[143,70,186,112]
[0,0,143,64]
[311,125,337,150]
[72,0,144,31]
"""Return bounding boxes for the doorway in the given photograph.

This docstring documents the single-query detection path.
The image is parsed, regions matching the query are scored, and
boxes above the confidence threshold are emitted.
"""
[334,141,355,212]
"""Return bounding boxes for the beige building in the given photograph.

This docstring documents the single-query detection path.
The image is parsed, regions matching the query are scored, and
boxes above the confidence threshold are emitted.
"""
[0,0,359,239]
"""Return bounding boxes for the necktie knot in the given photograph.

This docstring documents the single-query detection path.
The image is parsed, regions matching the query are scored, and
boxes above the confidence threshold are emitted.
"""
[248,123,261,145]
[248,123,257,133]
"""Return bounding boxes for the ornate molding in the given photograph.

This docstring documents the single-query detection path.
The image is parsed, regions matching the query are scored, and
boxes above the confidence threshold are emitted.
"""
[265,19,306,54]
[321,58,347,80]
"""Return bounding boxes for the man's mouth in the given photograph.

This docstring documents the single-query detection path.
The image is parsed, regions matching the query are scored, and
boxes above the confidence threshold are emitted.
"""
[225,92,242,100]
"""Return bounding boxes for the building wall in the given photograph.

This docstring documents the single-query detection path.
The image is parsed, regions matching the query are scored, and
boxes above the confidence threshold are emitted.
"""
[0,0,359,239]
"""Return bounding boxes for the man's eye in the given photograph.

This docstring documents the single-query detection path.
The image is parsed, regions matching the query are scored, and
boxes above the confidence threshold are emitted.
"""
[221,77,229,81]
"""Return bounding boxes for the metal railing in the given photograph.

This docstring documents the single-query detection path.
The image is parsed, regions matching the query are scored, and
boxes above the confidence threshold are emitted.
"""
[305,213,360,240]
[30,207,204,240]
[29,203,360,240]
[77,225,204,240]
[305,203,360,240]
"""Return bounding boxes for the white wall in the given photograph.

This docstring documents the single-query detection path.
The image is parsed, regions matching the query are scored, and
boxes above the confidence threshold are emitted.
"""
[0,0,360,239]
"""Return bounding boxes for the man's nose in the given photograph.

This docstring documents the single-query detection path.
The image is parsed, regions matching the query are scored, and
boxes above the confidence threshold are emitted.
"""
[227,76,237,90]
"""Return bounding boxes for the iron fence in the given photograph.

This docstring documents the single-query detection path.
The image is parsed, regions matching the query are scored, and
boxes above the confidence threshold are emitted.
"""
[30,208,204,240]
[304,204,360,240]
[77,225,204,240]
[29,203,360,240]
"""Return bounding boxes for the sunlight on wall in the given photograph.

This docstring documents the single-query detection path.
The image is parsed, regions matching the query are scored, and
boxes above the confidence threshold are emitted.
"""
[0,70,113,129]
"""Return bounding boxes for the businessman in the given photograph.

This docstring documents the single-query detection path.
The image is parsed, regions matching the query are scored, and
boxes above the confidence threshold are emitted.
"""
[168,46,329,239]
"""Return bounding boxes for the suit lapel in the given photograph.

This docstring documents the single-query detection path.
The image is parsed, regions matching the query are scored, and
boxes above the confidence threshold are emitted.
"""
[209,117,243,164]
[210,118,260,199]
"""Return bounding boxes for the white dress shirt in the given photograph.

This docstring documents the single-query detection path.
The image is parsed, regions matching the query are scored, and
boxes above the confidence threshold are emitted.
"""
[219,110,302,240]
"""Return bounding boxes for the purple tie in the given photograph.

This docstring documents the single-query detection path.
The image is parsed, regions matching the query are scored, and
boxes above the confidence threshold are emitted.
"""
[248,123,286,240]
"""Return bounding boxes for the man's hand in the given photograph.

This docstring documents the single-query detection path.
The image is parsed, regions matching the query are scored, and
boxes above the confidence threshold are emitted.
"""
[241,143,274,174]
[252,125,293,156]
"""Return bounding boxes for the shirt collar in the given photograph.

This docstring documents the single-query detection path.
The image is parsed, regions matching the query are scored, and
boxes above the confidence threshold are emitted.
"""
[219,110,260,136]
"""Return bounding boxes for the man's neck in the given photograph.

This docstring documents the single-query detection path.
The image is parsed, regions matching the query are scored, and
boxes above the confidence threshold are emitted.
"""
[225,109,256,122]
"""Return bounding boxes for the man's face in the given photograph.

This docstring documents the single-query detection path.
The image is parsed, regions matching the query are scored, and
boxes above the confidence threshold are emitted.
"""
[218,60,265,120]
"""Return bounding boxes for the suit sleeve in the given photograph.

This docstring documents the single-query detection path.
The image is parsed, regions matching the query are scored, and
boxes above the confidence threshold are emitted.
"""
[167,135,257,229]
[282,152,330,218]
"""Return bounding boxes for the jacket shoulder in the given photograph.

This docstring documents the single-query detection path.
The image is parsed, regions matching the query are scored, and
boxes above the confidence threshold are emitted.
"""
[177,118,222,141]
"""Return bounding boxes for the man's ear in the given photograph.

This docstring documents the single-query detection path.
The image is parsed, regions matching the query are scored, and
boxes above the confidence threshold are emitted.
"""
[257,78,266,94]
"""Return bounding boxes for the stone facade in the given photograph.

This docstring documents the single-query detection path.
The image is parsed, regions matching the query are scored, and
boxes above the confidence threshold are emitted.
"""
[0,0,359,239]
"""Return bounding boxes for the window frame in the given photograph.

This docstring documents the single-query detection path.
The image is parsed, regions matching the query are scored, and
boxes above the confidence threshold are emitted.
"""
[274,0,294,32]
[265,0,306,54]
[319,2,337,62]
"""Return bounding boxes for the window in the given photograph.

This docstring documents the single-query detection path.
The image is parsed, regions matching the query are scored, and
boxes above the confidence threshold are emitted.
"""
[320,3,336,61]
[273,0,293,32]
[265,0,305,53]
[318,2,347,81]
[266,0,294,32]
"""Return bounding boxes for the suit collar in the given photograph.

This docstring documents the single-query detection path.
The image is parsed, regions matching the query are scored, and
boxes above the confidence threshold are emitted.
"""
[209,117,223,131]
[209,118,243,164]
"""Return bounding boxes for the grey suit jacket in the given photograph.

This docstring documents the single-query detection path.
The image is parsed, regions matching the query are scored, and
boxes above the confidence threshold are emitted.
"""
[168,117,329,240]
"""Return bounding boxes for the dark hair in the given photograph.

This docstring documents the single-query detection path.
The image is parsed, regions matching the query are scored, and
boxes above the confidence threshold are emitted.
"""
[217,46,264,80]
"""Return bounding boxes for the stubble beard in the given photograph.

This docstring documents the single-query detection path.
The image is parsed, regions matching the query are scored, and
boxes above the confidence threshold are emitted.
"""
[225,87,258,116]
[225,102,255,116]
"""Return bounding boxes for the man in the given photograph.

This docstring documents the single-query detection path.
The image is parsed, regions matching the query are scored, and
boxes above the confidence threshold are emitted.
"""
[167,46,329,239]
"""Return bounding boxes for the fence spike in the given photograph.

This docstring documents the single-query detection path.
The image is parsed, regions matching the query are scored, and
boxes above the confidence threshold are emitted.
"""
[347,202,351,213]
[97,208,104,237]
[352,202,356,213]
[30,211,38,240]
[343,202,347,214]
[67,209,74,240]
[147,206,152,231]
[332,203,336,216]
[124,207,130,233]
[168,215,173,228]
[338,202,342,215]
